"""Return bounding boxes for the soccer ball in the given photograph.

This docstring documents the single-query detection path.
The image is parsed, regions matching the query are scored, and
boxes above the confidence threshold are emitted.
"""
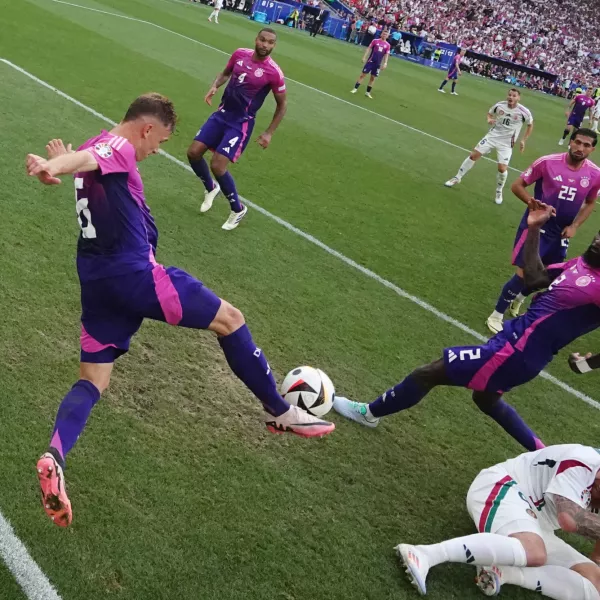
[280,366,335,417]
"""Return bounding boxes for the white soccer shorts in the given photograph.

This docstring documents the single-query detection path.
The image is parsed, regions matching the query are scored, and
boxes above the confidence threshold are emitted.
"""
[474,137,513,166]
[466,466,594,569]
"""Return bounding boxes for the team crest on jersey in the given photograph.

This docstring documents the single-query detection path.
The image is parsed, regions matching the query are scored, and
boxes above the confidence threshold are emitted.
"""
[254,68,264,77]
[576,275,594,287]
[94,143,113,158]
[580,176,590,188]
[526,509,538,520]
[498,109,505,115]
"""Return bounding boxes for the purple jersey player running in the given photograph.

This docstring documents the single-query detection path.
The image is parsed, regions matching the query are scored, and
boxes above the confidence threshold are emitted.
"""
[350,30,390,99]
[560,89,595,146]
[438,48,466,96]
[486,128,600,334]
[186,28,287,231]
[333,202,600,452]
[26,94,333,528]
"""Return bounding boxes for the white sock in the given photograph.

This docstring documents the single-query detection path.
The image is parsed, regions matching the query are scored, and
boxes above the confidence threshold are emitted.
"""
[490,310,504,320]
[418,533,527,568]
[209,10,216,18]
[593,119,599,132]
[457,157,476,179]
[496,170,508,193]
[502,565,600,600]
[514,292,526,303]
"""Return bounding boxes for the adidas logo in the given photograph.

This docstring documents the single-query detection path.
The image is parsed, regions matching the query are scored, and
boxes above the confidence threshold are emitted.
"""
[448,350,458,363]
[237,60,243,66]
[464,544,475,564]
[223,147,230,153]
[553,175,563,182]
[535,580,542,593]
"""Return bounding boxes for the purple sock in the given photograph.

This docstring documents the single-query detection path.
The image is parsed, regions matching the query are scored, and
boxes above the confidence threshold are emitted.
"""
[49,380,101,466]
[479,399,544,451]
[188,157,216,193]
[494,274,524,314]
[215,172,243,212]
[369,375,430,417]
[219,325,289,416]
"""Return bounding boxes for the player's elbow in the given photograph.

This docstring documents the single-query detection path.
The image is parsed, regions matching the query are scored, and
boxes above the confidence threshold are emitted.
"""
[557,511,578,533]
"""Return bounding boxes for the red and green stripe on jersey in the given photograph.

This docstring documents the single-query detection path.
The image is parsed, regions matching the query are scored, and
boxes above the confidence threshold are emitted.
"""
[478,476,517,533]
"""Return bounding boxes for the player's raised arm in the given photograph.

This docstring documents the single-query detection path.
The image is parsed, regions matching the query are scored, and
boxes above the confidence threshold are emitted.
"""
[551,494,600,541]
[205,63,234,106]
[568,352,600,374]
[522,203,555,291]
[26,150,98,185]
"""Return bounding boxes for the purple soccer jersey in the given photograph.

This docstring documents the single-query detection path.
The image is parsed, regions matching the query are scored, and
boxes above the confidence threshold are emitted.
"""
[570,94,595,120]
[445,256,600,394]
[365,38,391,67]
[447,53,461,77]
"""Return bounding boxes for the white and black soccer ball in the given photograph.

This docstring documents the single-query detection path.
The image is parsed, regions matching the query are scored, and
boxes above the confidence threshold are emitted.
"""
[280,366,335,417]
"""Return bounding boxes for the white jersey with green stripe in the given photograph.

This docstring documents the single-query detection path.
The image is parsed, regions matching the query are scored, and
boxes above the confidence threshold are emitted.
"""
[499,444,600,530]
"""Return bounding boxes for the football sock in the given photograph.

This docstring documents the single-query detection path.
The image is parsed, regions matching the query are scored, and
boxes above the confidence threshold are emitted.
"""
[366,85,372,93]
[354,82,360,89]
[49,380,101,467]
[494,274,524,314]
[496,170,508,193]
[369,375,430,417]
[418,533,527,568]
[439,79,448,89]
[215,172,243,212]
[475,399,544,451]
[457,156,476,179]
[188,157,216,193]
[593,118,599,132]
[501,565,600,600]
[451,81,457,92]
[219,324,289,417]
[562,128,570,140]
[209,9,216,19]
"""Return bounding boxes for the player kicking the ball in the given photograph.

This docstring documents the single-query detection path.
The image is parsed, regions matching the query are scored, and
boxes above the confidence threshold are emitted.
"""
[350,30,390,99]
[187,29,287,230]
[334,201,600,452]
[27,94,333,528]
[444,88,533,204]
[397,444,600,599]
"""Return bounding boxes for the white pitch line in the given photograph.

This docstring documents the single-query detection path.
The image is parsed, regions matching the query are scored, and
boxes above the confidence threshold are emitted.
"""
[0,510,62,600]
[46,0,520,173]
[3,56,600,413]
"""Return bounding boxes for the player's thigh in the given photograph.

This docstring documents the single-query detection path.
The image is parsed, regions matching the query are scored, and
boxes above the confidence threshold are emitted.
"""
[571,562,600,594]
[214,120,255,164]
[466,467,544,538]
[544,532,596,572]
[474,136,494,156]
[194,113,227,152]
[496,145,513,166]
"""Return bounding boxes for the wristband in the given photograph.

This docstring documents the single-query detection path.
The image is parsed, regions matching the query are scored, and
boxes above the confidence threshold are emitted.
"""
[574,358,592,373]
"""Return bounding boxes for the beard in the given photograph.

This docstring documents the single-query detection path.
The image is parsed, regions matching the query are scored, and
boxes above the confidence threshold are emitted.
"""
[568,149,586,163]
[255,45,272,57]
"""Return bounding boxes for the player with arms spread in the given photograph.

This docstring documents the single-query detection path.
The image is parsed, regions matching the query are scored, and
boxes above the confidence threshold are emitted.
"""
[26,93,334,528]
[560,89,595,146]
[438,48,466,95]
[445,88,533,205]
[397,444,600,599]
[350,30,391,99]
[333,201,600,452]
[187,29,287,230]
[486,128,600,333]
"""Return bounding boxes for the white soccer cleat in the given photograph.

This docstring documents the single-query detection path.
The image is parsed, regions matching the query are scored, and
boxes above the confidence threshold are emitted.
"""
[486,313,503,335]
[495,192,503,205]
[451,91,459,96]
[350,88,358,94]
[475,566,503,596]
[396,544,430,595]
[265,405,335,438]
[444,177,460,188]
[222,205,248,230]
[438,88,446,93]
[558,138,565,146]
[508,297,524,318]
[332,396,379,428]
[200,183,221,213]
[365,92,373,99]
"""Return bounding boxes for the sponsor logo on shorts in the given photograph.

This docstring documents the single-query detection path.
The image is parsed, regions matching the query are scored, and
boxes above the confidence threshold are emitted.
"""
[526,509,538,519]
[581,176,590,188]
[447,349,457,363]
[254,68,264,77]
[94,143,113,158]
[576,275,594,287]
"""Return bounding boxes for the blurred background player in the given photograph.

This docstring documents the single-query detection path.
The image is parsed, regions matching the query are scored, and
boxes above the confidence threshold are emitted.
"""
[350,30,391,99]
[208,0,223,23]
[445,88,533,205]
[438,48,466,95]
[486,128,600,333]
[187,29,287,230]
[397,444,600,599]
[592,95,600,133]
[559,88,595,145]
[333,202,600,452]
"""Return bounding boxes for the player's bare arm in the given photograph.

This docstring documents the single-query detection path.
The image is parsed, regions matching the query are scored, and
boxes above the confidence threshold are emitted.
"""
[569,351,600,373]
[486,111,496,126]
[205,67,233,106]
[563,196,596,239]
[511,176,536,207]
[551,494,600,540]
[362,48,369,63]
[566,98,575,118]
[521,203,555,291]
[520,123,534,152]
[257,91,287,149]
[26,150,98,185]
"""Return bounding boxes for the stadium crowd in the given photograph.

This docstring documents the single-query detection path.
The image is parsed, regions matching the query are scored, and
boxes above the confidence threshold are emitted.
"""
[344,0,600,86]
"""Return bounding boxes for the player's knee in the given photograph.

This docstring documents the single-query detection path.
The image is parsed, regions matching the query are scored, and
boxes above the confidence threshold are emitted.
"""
[210,300,246,336]
[187,143,205,162]
[411,359,447,388]
[210,155,228,177]
[498,164,508,173]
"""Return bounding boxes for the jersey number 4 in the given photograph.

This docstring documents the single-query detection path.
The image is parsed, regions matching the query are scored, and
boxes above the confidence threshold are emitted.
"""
[75,177,97,239]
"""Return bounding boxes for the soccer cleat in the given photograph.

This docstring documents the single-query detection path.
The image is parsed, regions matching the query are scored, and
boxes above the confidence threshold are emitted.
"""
[451,91,459,96]
[508,297,524,318]
[558,138,565,146]
[332,396,379,428]
[495,192,503,205]
[200,182,221,213]
[486,313,503,335]
[265,405,335,438]
[222,205,248,230]
[36,452,72,527]
[350,89,357,94]
[438,88,446,93]
[365,92,373,99]
[475,566,503,596]
[444,177,460,188]
[396,544,430,595]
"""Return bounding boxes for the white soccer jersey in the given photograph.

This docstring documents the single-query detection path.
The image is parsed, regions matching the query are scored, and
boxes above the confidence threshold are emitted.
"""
[499,444,600,530]
[487,101,533,146]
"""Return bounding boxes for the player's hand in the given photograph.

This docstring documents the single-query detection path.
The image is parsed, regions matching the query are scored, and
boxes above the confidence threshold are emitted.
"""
[381,63,387,70]
[204,86,218,106]
[26,154,61,185]
[256,132,272,149]
[519,140,526,153]
[46,139,73,159]
[561,224,577,239]
[527,202,555,228]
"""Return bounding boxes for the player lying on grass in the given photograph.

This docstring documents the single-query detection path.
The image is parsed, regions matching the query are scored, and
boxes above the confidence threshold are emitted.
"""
[334,201,600,451]
[26,94,334,528]
[396,444,600,599]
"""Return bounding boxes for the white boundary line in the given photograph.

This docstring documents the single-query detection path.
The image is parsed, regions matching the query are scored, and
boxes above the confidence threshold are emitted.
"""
[3,56,600,413]
[46,0,521,172]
